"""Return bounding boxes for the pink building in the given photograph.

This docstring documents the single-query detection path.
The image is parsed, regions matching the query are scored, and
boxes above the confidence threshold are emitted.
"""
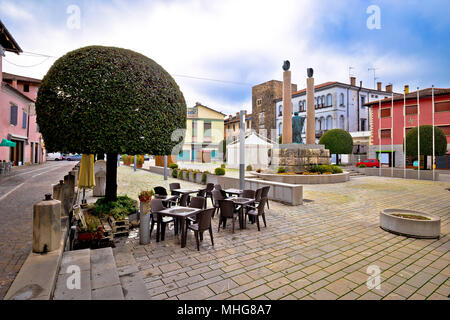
[366,87,450,169]
[1,20,45,165]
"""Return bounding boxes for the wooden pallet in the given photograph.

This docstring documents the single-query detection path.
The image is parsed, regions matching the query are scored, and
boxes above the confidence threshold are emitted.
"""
[108,216,130,236]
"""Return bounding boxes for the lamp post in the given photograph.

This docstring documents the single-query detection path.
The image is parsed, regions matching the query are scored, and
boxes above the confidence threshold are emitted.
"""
[239,110,245,190]
[164,155,168,181]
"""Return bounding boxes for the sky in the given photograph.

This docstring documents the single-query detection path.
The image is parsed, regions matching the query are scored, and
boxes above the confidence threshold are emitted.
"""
[1,0,450,115]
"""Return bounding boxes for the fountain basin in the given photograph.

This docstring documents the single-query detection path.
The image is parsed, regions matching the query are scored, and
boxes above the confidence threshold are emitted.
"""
[380,209,441,239]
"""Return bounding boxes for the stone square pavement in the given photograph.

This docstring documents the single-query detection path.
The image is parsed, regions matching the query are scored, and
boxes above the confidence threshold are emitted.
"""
[116,167,450,300]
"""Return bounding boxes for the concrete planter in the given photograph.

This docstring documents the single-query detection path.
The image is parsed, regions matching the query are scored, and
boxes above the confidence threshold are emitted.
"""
[380,209,441,239]
[253,172,350,184]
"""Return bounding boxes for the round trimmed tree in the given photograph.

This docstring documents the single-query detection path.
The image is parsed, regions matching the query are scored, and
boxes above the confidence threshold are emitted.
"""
[405,125,447,169]
[36,46,187,201]
[319,129,354,163]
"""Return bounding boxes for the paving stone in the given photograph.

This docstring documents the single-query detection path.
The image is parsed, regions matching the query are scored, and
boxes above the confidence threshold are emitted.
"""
[91,284,124,300]
[177,286,215,300]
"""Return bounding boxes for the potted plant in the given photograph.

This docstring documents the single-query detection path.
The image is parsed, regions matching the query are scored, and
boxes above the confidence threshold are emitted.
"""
[136,155,144,168]
[138,190,154,245]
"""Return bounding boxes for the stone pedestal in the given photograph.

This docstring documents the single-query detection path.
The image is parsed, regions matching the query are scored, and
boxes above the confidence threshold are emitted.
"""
[306,77,316,145]
[271,144,331,173]
[282,70,293,144]
[139,202,151,245]
[33,196,61,253]
[93,160,106,197]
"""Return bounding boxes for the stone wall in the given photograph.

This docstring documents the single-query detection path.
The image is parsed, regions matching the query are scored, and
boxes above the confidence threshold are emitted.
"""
[272,144,331,173]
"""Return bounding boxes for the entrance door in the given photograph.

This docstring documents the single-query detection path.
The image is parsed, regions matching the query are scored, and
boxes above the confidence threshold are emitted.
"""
[10,140,24,166]
[30,143,34,164]
[35,143,39,163]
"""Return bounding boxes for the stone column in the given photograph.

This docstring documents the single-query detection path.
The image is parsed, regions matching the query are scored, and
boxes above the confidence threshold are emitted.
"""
[306,76,316,145]
[282,70,293,144]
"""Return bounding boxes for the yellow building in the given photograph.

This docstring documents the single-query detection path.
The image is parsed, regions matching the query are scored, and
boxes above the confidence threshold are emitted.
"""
[179,103,225,162]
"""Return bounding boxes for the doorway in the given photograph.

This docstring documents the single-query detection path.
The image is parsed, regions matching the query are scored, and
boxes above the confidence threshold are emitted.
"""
[10,140,24,166]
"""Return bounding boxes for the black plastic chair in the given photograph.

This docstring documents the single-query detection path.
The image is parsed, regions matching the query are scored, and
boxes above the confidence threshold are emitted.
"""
[211,190,225,217]
[186,208,215,251]
[170,183,181,196]
[149,199,175,241]
[179,193,189,207]
[261,186,270,209]
[154,186,168,196]
[218,200,239,233]
[205,183,214,207]
[245,198,267,232]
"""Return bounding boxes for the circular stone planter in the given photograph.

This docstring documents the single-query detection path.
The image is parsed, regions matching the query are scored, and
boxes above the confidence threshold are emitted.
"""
[252,171,350,184]
[380,209,441,239]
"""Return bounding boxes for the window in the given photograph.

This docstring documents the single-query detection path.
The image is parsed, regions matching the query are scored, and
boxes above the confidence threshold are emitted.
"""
[326,116,333,130]
[259,112,265,124]
[339,115,345,129]
[435,101,450,113]
[278,123,282,135]
[361,119,366,131]
[192,121,197,141]
[340,93,345,106]
[380,108,391,118]
[204,121,212,142]
[405,105,418,115]
[298,101,302,112]
[278,105,282,117]
[10,105,18,126]
[22,111,27,129]
[24,84,30,92]
[257,99,262,106]
[326,94,332,107]
[314,98,317,108]
[439,125,450,136]
[381,129,391,139]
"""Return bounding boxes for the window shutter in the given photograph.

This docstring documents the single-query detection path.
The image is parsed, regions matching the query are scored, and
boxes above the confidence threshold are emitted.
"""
[10,105,18,125]
[23,112,27,129]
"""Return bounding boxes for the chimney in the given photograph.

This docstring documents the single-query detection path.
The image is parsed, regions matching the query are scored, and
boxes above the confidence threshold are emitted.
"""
[377,82,382,91]
[350,77,356,86]
[404,85,410,94]
[236,112,239,119]
[385,84,393,93]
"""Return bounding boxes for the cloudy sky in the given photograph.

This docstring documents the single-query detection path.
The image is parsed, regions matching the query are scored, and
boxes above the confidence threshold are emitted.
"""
[1,0,449,115]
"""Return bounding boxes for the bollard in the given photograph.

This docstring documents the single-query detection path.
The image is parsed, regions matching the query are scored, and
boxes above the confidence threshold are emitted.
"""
[71,170,79,188]
[64,174,75,204]
[93,160,106,197]
[53,180,70,216]
[33,194,61,253]
[139,201,151,245]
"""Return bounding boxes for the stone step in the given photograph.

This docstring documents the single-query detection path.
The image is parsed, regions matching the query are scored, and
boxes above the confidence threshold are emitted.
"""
[113,246,150,300]
[90,247,124,300]
[53,249,92,300]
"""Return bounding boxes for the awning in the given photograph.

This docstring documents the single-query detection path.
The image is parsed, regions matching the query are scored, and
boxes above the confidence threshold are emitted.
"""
[0,139,16,147]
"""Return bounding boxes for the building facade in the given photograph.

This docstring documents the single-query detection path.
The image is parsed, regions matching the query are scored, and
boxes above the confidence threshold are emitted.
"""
[224,112,253,142]
[366,88,450,169]
[270,78,396,162]
[0,20,45,166]
[252,80,297,141]
[178,102,225,162]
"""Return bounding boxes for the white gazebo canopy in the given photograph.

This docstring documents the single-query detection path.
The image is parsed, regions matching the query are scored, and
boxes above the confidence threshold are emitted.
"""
[226,132,274,169]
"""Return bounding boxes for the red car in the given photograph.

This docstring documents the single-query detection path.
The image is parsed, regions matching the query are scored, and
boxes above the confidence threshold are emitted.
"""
[356,159,380,168]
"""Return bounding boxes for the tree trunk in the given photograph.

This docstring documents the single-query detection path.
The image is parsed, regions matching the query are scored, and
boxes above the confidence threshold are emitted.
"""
[105,153,118,202]
[97,153,105,161]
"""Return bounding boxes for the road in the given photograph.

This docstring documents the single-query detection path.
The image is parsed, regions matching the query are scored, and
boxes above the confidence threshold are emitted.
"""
[0,161,76,299]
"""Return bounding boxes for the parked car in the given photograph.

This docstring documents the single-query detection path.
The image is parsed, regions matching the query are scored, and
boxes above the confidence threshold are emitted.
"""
[47,152,65,161]
[66,154,82,161]
[356,159,380,168]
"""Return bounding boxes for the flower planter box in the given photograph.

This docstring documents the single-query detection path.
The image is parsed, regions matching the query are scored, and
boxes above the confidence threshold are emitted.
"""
[380,209,441,239]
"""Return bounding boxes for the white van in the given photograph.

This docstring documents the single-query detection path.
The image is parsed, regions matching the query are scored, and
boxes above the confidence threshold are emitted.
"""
[47,152,64,161]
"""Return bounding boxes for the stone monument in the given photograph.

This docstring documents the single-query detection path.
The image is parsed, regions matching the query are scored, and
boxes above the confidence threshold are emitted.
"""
[271,63,330,173]
[292,112,306,144]
[93,160,106,197]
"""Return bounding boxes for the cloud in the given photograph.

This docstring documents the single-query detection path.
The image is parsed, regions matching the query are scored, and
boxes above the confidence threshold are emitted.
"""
[1,0,449,116]
[0,1,34,21]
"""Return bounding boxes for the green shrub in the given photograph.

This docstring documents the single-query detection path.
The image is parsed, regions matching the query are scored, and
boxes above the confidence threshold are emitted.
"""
[201,171,210,184]
[331,165,343,174]
[185,170,190,180]
[215,167,226,176]
[193,170,200,181]
[358,164,367,168]
[94,195,136,217]
[246,165,253,171]
[221,164,226,169]
[311,165,343,174]
[169,163,179,170]
[277,167,286,174]
[178,169,184,179]
[172,169,178,178]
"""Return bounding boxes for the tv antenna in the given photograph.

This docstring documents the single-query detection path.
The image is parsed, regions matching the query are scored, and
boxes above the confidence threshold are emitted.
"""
[368,67,379,89]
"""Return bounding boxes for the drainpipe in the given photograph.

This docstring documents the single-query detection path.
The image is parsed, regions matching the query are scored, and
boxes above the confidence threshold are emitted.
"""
[346,87,350,131]
[357,82,362,155]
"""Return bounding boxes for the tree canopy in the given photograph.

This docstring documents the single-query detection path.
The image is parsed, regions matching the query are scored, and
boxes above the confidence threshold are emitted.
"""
[35,46,187,156]
[319,129,353,155]
[405,125,447,157]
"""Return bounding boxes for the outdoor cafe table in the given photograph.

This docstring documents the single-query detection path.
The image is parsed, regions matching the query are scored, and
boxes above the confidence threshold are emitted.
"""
[225,197,255,229]
[223,188,243,197]
[155,195,178,207]
[156,206,202,248]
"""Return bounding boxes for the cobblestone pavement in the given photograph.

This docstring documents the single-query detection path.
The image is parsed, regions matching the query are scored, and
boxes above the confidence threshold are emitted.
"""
[119,167,449,300]
[0,161,75,299]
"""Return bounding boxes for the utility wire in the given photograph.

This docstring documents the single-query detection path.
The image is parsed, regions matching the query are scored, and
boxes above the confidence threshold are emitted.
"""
[5,51,251,86]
